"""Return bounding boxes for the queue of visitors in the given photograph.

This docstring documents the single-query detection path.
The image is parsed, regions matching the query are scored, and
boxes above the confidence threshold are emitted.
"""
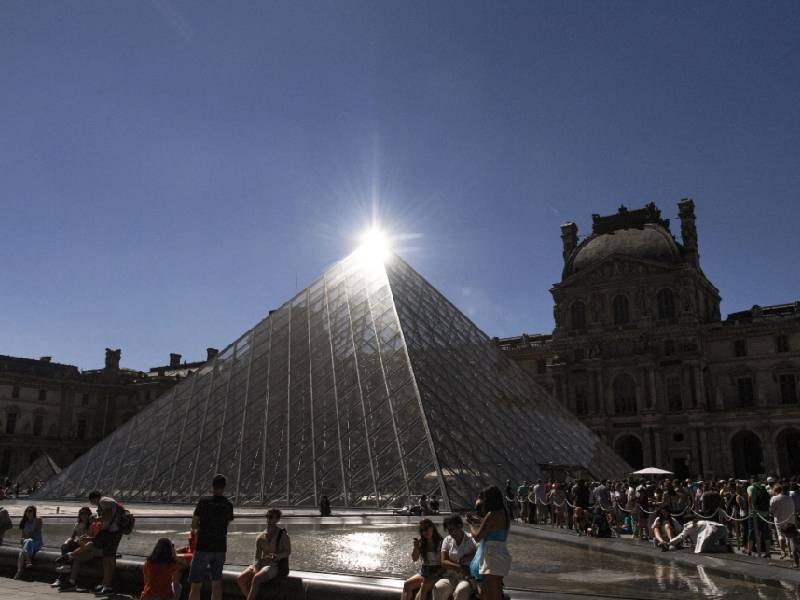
[508,475,799,566]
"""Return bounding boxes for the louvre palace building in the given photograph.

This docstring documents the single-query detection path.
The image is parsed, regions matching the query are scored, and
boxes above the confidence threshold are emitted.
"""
[498,199,800,480]
[0,347,213,481]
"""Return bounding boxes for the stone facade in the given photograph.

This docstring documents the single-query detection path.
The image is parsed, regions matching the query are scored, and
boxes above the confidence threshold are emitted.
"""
[0,348,210,482]
[498,200,800,479]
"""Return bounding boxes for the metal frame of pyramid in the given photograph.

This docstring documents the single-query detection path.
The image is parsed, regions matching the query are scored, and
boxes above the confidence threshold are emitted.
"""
[37,250,629,510]
[15,452,61,490]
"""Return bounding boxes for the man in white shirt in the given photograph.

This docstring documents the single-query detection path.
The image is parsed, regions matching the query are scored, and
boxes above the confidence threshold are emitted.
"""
[668,519,730,553]
[770,485,799,566]
[433,515,477,600]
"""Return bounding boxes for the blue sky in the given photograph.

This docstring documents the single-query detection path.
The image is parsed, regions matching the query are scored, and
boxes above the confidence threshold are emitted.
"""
[2,1,799,371]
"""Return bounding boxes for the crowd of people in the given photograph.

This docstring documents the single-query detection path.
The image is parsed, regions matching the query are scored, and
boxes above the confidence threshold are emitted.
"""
[504,475,800,566]
[4,474,291,600]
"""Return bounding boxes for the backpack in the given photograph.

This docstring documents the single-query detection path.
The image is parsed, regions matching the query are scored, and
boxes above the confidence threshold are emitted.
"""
[116,502,135,535]
[751,485,769,512]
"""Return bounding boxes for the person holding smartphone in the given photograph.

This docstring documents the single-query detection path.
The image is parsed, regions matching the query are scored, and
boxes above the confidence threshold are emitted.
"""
[401,518,443,600]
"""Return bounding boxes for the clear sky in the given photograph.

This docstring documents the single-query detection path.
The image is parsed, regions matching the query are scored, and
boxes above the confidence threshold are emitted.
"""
[2,1,799,371]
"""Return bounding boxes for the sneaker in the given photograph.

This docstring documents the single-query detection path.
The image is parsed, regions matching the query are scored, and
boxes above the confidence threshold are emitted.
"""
[95,587,115,596]
[51,579,63,587]
[56,565,72,574]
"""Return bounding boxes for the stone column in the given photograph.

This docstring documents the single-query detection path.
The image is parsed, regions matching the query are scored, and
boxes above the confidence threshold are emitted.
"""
[760,428,778,474]
[653,429,663,468]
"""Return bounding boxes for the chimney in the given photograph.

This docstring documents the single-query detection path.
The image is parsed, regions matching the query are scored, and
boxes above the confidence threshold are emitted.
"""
[169,353,182,368]
[560,222,578,265]
[678,198,699,268]
[104,348,121,370]
[206,347,219,361]
[39,356,52,363]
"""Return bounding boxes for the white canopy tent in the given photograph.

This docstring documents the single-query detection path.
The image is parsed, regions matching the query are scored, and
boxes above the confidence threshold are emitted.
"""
[631,467,674,476]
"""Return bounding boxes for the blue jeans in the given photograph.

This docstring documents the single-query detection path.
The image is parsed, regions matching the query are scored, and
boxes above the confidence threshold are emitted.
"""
[189,551,226,583]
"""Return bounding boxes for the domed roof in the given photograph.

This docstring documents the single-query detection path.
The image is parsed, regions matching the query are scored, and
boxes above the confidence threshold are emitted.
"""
[566,223,681,276]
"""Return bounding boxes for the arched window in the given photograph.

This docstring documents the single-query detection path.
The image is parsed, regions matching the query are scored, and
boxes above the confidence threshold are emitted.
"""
[613,373,637,415]
[657,288,676,320]
[613,295,630,325]
[571,301,586,330]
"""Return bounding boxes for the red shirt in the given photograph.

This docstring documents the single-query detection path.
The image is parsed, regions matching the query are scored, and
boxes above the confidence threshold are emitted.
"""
[142,561,178,599]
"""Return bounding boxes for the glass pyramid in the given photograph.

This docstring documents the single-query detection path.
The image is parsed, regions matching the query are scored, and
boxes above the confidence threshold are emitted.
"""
[37,250,628,510]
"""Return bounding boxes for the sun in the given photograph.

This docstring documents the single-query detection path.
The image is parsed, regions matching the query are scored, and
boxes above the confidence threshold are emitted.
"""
[358,227,391,262]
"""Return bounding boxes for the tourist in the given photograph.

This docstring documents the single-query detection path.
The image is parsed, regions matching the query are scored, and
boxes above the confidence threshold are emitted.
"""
[532,480,547,525]
[319,495,332,517]
[418,494,433,516]
[141,538,182,600]
[769,485,799,566]
[517,481,529,523]
[571,480,590,535]
[503,481,516,520]
[188,474,235,600]
[51,506,93,588]
[701,481,722,522]
[468,486,511,600]
[14,505,43,579]
[651,507,682,551]
[433,515,476,600]
[589,506,613,538]
[57,490,124,594]
[547,482,566,528]
[401,518,443,600]
[748,477,772,557]
[0,503,12,545]
[733,482,750,551]
[668,518,731,553]
[592,480,611,510]
[237,509,291,600]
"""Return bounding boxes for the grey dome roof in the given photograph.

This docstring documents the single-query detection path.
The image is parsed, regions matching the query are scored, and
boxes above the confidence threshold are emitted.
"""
[566,224,681,276]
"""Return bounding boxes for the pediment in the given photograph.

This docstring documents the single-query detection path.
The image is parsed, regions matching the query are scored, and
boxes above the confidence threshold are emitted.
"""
[556,254,679,288]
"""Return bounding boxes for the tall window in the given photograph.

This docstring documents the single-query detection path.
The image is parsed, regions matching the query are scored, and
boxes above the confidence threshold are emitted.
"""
[613,295,630,325]
[38,389,47,401]
[776,335,790,353]
[81,393,89,406]
[76,419,87,440]
[737,377,754,407]
[0,449,11,475]
[575,384,588,416]
[663,340,675,356]
[6,413,17,434]
[11,385,19,399]
[780,374,797,404]
[33,415,43,436]
[657,288,676,320]
[613,374,637,415]
[571,301,586,330]
[734,339,747,357]
[666,376,683,412]
[536,359,547,374]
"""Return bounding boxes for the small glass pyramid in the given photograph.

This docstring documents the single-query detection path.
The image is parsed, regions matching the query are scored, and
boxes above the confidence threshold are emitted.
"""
[37,250,628,509]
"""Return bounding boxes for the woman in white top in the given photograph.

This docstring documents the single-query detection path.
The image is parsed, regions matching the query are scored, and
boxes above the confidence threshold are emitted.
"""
[433,515,476,600]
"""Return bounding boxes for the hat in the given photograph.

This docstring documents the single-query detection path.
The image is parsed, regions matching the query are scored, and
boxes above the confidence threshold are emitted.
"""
[767,476,775,483]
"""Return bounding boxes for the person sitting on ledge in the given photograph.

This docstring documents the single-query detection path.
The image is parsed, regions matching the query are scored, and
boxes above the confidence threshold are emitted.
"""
[651,507,682,551]
[319,495,332,517]
[51,506,92,588]
[237,509,291,600]
[667,518,732,554]
[141,538,182,600]
[14,505,43,579]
